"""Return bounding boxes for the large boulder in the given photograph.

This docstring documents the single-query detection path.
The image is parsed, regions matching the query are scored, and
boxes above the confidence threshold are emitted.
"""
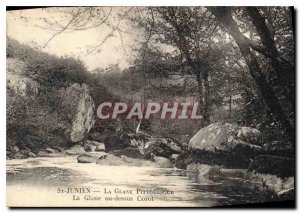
[248,155,294,178]
[60,83,95,143]
[188,123,263,168]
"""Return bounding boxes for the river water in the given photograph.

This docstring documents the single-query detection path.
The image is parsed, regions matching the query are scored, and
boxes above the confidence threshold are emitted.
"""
[6,156,273,207]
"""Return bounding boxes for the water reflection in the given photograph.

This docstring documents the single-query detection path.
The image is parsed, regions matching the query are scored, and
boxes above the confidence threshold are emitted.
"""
[7,156,273,207]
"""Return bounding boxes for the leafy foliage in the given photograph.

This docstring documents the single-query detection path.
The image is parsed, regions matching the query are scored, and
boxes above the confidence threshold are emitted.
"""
[6,38,114,153]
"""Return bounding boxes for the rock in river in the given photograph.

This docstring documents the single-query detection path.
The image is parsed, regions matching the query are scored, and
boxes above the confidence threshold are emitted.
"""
[96,154,156,167]
[77,152,107,163]
[188,123,263,168]
[44,148,56,153]
[95,144,105,152]
[153,156,173,168]
[66,145,85,155]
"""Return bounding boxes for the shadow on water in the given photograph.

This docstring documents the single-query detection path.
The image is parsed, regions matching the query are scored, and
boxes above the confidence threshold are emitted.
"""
[6,157,278,207]
[7,167,84,187]
[185,171,277,206]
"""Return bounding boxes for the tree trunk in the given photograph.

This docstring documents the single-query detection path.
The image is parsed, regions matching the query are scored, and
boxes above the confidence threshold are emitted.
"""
[202,69,210,125]
[165,9,211,126]
[195,71,206,126]
[209,7,294,146]
[246,7,295,107]
[173,24,208,126]
[228,76,232,119]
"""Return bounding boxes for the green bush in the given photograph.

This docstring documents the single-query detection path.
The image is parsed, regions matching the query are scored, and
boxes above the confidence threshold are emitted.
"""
[6,37,115,153]
[7,37,88,89]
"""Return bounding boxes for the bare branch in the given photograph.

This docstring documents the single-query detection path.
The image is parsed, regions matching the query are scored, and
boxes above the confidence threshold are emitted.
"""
[42,8,83,48]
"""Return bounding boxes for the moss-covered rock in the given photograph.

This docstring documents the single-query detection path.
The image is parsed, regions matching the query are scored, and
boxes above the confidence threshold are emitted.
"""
[188,123,263,168]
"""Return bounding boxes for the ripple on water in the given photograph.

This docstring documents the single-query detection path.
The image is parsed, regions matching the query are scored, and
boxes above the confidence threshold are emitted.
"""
[7,157,277,207]
[6,167,83,187]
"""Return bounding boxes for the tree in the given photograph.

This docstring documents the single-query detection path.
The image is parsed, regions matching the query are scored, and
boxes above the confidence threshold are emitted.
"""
[209,7,294,145]
[27,6,294,140]
[131,7,223,126]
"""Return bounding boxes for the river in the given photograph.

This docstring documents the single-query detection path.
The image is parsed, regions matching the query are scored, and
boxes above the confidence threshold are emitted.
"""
[6,155,274,207]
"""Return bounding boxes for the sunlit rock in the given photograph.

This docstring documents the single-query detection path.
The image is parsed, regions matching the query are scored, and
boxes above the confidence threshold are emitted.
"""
[77,152,106,163]
[60,83,95,143]
[65,144,85,155]
[188,123,263,168]
[237,127,262,145]
[153,156,173,168]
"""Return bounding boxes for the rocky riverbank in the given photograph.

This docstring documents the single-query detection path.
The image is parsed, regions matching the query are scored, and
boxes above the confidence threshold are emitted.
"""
[7,122,294,202]
[5,60,295,202]
[185,123,294,201]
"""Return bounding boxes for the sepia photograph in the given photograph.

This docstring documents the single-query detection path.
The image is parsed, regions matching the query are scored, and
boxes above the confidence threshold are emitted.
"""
[6,6,295,207]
